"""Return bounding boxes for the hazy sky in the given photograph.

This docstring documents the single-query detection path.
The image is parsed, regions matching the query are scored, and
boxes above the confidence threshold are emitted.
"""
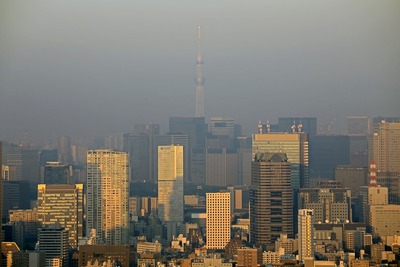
[0,0,399,144]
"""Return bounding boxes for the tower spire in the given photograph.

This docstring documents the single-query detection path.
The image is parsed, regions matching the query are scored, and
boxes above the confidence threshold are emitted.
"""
[195,26,204,117]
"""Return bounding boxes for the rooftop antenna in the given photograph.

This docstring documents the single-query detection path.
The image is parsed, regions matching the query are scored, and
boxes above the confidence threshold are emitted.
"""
[291,121,296,133]
[258,120,263,134]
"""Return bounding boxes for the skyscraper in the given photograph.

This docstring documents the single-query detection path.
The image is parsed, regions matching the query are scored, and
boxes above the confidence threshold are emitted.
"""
[6,147,39,183]
[195,26,204,118]
[252,132,309,189]
[123,133,149,182]
[58,135,71,164]
[153,134,189,183]
[169,116,207,183]
[134,123,160,182]
[206,192,231,249]
[86,150,129,244]
[37,184,84,248]
[298,209,315,262]
[43,162,70,184]
[157,145,184,223]
[250,153,293,251]
[310,135,350,181]
[372,121,400,173]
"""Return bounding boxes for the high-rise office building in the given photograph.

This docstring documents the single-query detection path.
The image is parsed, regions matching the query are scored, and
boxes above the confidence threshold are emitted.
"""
[206,192,231,249]
[335,166,368,197]
[252,132,309,189]
[38,226,69,267]
[369,205,400,237]
[58,135,71,164]
[2,180,30,223]
[39,149,58,182]
[298,209,315,262]
[205,148,238,187]
[157,145,184,223]
[37,184,84,248]
[169,117,207,183]
[377,171,400,204]
[86,150,129,244]
[310,135,350,181]
[123,133,149,182]
[6,147,39,183]
[372,121,400,173]
[43,162,70,184]
[250,153,293,251]
[153,134,189,183]
[134,123,160,182]
[359,186,388,223]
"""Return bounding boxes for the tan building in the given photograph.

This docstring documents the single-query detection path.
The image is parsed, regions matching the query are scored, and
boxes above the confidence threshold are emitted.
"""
[275,234,297,254]
[350,259,369,267]
[158,145,184,223]
[359,186,388,223]
[206,192,231,249]
[298,209,314,262]
[252,132,308,189]
[370,243,385,264]
[37,184,83,248]
[86,150,130,244]
[369,205,400,237]
[372,121,400,173]
[237,248,262,267]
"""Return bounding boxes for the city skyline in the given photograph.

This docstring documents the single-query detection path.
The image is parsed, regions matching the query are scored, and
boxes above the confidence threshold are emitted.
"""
[0,1,399,143]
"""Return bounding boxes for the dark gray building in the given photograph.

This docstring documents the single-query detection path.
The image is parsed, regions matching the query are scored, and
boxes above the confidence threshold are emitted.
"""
[123,133,149,182]
[310,135,350,182]
[250,152,293,251]
[169,117,207,183]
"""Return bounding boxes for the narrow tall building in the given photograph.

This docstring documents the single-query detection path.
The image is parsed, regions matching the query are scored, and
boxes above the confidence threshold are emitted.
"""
[298,209,315,262]
[86,150,129,244]
[123,133,149,182]
[195,26,204,118]
[58,135,71,164]
[37,184,84,248]
[250,153,293,251]
[206,192,231,249]
[372,121,400,173]
[157,145,184,223]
